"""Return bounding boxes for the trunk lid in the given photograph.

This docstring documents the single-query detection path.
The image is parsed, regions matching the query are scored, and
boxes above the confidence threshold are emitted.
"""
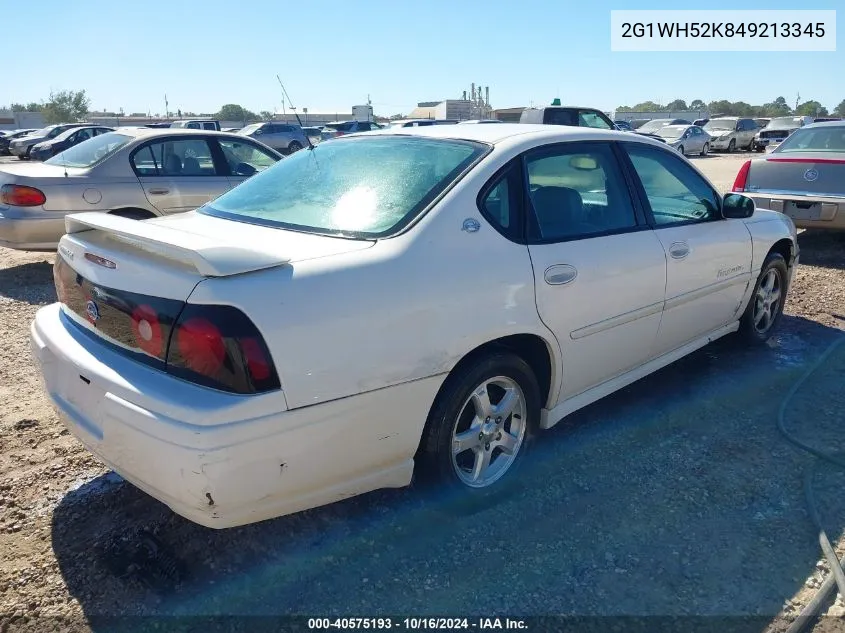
[55,210,375,355]
[746,153,845,197]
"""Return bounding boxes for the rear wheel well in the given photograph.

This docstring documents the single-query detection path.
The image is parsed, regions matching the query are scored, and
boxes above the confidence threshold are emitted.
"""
[109,207,156,220]
[441,335,554,410]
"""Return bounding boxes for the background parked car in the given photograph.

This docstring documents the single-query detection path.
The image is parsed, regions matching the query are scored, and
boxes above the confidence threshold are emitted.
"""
[693,118,710,127]
[237,121,308,153]
[322,120,384,137]
[635,119,693,134]
[0,129,282,251]
[8,123,86,159]
[0,129,36,155]
[170,119,221,131]
[29,125,114,161]
[733,120,845,230]
[457,119,503,124]
[753,116,815,152]
[652,124,711,156]
[388,119,458,128]
[703,117,758,152]
[519,106,616,129]
[613,120,633,131]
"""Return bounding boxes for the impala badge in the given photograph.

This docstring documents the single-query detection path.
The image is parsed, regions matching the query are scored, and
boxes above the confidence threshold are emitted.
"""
[462,218,481,233]
[804,169,819,182]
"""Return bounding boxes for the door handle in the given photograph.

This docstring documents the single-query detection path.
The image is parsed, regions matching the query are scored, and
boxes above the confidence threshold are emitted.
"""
[148,188,170,195]
[668,242,690,260]
[544,264,578,285]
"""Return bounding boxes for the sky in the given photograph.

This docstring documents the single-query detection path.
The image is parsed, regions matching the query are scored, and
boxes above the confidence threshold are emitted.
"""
[4,0,842,117]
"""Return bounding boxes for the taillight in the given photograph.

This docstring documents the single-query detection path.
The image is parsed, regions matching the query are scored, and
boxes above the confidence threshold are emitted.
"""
[166,304,280,394]
[131,304,165,358]
[1,184,46,206]
[732,160,751,192]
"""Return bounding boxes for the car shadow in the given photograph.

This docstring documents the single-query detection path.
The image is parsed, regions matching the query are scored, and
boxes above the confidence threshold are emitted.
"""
[0,260,56,305]
[797,230,845,271]
[50,316,845,629]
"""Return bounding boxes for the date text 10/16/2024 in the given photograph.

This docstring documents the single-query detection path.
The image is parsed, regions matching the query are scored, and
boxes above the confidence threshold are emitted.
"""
[308,618,528,630]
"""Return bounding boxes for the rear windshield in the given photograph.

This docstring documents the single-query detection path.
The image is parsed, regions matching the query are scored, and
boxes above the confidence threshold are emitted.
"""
[325,122,355,132]
[774,126,845,152]
[704,119,736,131]
[200,136,489,238]
[655,127,685,138]
[767,117,804,129]
[45,132,132,168]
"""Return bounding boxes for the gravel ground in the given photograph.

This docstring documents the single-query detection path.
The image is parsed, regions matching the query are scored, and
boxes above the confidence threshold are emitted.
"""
[1,153,845,632]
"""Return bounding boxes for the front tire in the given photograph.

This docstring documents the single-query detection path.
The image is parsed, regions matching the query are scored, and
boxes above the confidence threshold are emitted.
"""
[728,139,736,153]
[677,145,685,155]
[738,252,788,343]
[417,351,540,495]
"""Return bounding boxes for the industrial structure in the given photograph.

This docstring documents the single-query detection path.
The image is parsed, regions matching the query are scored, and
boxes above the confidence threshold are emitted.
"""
[408,83,494,121]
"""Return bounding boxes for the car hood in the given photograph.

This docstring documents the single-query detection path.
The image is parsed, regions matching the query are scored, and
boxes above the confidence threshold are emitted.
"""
[706,129,733,136]
[13,134,47,145]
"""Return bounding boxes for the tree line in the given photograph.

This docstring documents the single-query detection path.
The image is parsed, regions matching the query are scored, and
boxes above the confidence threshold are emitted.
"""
[617,97,845,118]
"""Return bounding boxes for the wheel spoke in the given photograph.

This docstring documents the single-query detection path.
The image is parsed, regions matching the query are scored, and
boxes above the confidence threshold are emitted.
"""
[768,287,781,308]
[496,431,519,455]
[470,447,493,482]
[493,387,518,419]
[470,384,493,418]
[453,429,482,455]
[754,305,768,327]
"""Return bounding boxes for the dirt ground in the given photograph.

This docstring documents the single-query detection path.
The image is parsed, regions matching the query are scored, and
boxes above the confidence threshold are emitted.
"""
[1,153,845,632]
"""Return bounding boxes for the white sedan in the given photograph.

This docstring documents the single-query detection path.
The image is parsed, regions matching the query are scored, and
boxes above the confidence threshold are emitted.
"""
[30,124,798,528]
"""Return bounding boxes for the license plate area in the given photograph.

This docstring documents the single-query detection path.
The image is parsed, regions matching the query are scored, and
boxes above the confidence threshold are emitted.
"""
[785,200,822,220]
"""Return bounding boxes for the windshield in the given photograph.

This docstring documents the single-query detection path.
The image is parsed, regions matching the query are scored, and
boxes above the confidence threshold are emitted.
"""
[239,123,263,135]
[655,127,685,139]
[767,117,803,129]
[45,132,132,168]
[704,119,736,131]
[325,122,354,132]
[774,126,845,152]
[200,136,488,238]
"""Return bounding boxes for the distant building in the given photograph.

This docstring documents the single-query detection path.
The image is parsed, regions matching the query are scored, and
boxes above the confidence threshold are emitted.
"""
[408,99,492,121]
[0,109,45,130]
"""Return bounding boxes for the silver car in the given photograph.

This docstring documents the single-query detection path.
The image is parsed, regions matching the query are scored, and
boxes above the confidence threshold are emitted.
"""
[0,128,282,251]
[8,123,87,159]
[237,122,308,154]
[652,124,712,156]
[703,117,759,152]
[733,121,845,231]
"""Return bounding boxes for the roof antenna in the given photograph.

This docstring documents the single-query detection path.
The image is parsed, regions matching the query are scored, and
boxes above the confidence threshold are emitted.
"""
[276,75,313,150]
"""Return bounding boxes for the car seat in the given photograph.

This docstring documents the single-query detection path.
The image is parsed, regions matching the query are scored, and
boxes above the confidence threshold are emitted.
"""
[182,156,202,175]
[163,154,182,175]
[529,186,584,240]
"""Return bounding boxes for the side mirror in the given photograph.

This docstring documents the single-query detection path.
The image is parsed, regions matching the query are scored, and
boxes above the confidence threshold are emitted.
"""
[722,193,755,219]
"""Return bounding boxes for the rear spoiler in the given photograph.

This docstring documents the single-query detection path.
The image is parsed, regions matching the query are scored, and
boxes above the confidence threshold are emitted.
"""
[64,212,291,277]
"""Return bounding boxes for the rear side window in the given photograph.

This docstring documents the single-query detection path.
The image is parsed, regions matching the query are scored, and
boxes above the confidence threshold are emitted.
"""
[524,142,637,242]
[479,162,522,240]
[543,109,578,126]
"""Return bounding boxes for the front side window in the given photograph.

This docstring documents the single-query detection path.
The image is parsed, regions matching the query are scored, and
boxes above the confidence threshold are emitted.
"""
[624,144,720,226]
[579,111,612,129]
[218,138,279,176]
[45,132,132,168]
[524,143,637,242]
[201,136,488,237]
[132,138,217,176]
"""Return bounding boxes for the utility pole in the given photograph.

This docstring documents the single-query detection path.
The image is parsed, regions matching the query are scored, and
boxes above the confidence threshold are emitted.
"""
[795,92,800,111]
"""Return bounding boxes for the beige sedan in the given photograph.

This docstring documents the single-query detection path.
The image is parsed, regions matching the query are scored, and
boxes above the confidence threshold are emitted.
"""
[0,128,282,251]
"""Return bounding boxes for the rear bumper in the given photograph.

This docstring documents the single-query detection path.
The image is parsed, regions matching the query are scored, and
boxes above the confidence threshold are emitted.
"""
[746,193,845,230]
[0,207,69,250]
[31,304,439,528]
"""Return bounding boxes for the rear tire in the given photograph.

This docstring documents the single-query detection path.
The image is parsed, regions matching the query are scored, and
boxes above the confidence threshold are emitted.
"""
[110,208,155,220]
[288,141,302,153]
[677,145,685,155]
[416,351,540,498]
[700,142,709,156]
[738,252,789,344]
